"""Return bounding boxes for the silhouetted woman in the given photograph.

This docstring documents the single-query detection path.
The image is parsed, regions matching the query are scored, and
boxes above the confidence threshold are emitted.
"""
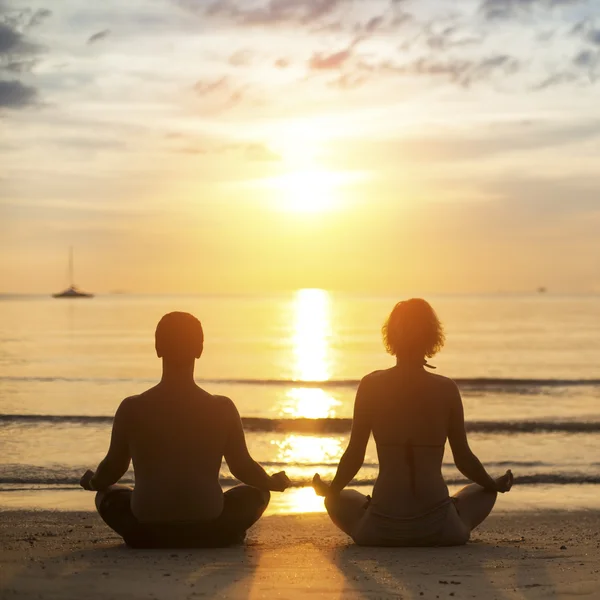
[313,298,513,546]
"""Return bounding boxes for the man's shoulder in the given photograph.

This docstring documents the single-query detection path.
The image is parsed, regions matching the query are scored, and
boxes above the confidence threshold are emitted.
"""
[116,387,159,412]
[208,393,237,410]
[114,393,143,415]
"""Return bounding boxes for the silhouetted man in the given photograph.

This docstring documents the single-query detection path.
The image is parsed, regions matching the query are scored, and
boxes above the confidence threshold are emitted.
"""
[80,311,290,547]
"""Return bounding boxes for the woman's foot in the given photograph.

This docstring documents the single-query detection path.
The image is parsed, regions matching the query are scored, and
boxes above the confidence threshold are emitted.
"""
[312,474,330,497]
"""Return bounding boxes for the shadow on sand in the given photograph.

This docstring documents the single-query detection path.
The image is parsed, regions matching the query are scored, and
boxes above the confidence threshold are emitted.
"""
[4,538,264,599]
[321,538,557,599]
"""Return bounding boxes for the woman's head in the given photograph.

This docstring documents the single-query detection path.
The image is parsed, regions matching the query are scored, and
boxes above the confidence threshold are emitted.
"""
[382,298,445,360]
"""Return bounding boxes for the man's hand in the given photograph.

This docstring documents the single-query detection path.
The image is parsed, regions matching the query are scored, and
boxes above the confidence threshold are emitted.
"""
[80,470,96,491]
[312,473,331,497]
[269,471,291,492]
[495,469,514,493]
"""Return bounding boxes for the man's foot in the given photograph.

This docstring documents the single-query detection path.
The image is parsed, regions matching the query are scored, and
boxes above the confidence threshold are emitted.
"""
[495,470,514,493]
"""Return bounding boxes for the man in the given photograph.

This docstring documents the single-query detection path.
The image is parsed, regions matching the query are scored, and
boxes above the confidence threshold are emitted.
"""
[80,311,290,547]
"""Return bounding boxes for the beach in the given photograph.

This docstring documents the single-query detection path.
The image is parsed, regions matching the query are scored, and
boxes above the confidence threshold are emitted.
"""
[1,509,599,599]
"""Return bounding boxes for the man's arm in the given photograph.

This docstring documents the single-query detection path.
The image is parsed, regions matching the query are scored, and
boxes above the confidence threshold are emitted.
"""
[317,378,372,496]
[223,399,289,492]
[447,383,497,491]
[82,399,132,491]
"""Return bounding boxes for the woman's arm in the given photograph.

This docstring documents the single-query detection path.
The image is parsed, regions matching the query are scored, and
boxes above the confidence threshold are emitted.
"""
[447,383,498,491]
[316,378,372,496]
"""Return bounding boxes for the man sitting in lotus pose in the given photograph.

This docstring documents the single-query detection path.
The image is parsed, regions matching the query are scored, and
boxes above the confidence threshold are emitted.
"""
[80,311,290,547]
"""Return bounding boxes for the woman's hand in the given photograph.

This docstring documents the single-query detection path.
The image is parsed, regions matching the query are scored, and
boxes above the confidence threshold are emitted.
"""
[495,469,514,493]
[79,470,96,491]
[269,471,292,492]
[312,473,331,497]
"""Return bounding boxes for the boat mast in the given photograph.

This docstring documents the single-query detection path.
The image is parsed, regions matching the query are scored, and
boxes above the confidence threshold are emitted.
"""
[69,246,74,288]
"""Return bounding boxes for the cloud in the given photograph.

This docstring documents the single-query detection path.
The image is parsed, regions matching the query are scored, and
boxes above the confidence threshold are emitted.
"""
[3,58,37,72]
[0,22,20,54]
[1,12,46,73]
[0,78,36,108]
[308,33,364,71]
[363,15,384,34]
[309,46,353,70]
[228,49,253,66]
[533,47,599,89]
[87,29,110,45]
[424,22,483,52]
[192,76,248,109]
[352,53,520,88]
[167,135,280,161]
[1,5,51,30]
[587,29,600,46]
[573,49,599,70]
[193,76,229,95]
[480,0,582,21]
[244,143,280,161]
[28,8,52,28]
[197,0,343,26]
[534,71,578,89]
[328,71,368,89]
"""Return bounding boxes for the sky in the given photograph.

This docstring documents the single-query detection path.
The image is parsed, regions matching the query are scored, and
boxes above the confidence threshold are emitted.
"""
[1,0,599,294]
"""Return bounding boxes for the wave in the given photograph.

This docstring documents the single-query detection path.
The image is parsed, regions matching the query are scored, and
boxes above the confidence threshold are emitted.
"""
[1,473,600,487]
[2,413,600,433]
[1,375,600,390]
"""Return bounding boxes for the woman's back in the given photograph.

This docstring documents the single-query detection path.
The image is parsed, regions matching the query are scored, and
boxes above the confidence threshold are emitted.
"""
[315,298,512,547]
[366,366,456,516]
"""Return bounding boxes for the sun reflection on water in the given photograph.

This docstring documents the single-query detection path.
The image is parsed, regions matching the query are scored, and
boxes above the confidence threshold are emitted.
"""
[293,288,331,382]
[271,434,343,513]
[273,434,343,466]
[271,486,327,514]
[281,387,340,419]
[277,289,343,511]
[283,289,340,418]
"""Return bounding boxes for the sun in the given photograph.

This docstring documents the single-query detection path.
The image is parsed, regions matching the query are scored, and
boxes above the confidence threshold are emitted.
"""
[274,170,339,213]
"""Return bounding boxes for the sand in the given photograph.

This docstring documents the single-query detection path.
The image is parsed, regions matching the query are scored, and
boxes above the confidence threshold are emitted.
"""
[1,510,599,599]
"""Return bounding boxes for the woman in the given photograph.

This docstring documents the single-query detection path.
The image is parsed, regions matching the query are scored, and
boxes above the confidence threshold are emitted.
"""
[313,298,513,546]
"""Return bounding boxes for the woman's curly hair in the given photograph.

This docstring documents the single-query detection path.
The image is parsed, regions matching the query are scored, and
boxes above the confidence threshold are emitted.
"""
[382,298,445,359]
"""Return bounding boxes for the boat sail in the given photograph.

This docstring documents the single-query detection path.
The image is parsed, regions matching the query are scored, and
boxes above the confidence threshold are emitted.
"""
[52,247,94,298]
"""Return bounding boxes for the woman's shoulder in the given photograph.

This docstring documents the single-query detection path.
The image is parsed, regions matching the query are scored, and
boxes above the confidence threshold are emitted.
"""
[423,372,461,398]
[362,367,393,380]
[360,368,396,388]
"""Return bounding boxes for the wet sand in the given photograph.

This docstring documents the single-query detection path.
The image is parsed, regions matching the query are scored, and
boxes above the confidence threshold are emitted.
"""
[1,510,599,599]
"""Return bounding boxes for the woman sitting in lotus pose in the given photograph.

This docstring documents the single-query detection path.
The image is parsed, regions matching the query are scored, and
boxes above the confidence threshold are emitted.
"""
[313,298,513,546]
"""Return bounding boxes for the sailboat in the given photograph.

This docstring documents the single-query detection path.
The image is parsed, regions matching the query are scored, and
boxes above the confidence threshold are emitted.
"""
[52,247,94,298]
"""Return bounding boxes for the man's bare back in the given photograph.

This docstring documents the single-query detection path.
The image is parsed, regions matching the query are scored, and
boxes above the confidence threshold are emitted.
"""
[80,312,290,547]
[121,384,245,521]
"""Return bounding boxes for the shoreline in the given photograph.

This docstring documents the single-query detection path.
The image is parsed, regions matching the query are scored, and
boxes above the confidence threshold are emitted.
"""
[1,510,599,598]
[2,483,600,515]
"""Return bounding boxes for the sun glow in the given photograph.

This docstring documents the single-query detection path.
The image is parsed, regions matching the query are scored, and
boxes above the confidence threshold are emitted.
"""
[274,170,340,213]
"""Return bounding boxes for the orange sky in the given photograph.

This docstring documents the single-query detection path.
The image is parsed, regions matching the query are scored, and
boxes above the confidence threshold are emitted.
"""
[1,0,600,293]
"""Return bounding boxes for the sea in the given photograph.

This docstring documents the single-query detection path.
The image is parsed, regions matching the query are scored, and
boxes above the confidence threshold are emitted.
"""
[1,291,600,514]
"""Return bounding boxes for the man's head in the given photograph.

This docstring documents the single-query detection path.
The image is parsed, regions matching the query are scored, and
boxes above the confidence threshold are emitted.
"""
[155,312,204,365]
